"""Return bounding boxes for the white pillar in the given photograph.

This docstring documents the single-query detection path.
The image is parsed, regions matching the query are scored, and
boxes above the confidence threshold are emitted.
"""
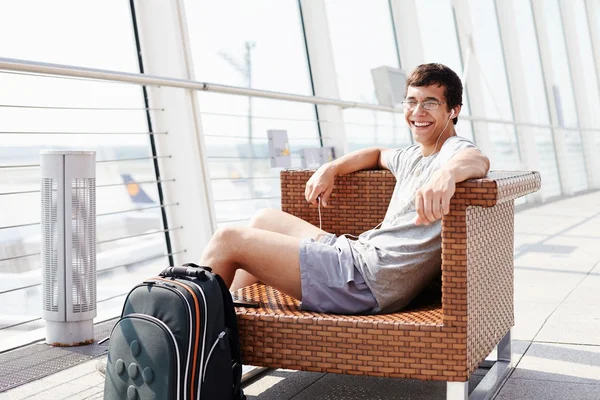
[132,0,216,264]
[299,0,348,157]
[559,0,600,189]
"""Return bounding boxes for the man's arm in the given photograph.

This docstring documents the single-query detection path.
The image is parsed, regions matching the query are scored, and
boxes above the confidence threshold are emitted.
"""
[305,147,392,206]
[415,148,490,225]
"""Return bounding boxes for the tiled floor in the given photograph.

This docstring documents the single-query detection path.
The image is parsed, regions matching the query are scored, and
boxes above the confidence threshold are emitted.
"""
[2,190,600,399]
[0,359,104,400]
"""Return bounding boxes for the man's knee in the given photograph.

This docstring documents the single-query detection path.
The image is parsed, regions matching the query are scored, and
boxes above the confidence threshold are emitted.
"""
[205,226,244,261]
[248,208,279,229]
[211,226,242,247]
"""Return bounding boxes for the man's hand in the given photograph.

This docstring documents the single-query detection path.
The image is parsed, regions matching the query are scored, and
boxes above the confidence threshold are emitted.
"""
[415,168,456,225]
[305,163,337,207]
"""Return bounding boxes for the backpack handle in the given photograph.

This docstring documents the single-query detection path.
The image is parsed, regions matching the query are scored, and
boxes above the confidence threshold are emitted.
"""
[159,263,212,279]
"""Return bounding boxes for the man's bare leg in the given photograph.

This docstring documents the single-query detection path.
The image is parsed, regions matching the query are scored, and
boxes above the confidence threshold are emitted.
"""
[230,208,327,290]
[199,225,307,299]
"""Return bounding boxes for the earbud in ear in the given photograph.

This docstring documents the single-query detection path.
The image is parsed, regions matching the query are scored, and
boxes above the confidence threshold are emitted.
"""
[449,109,455,119]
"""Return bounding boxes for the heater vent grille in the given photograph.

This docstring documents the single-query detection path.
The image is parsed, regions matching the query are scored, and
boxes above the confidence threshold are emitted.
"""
[71,178,96,314]
[41,178,59,313]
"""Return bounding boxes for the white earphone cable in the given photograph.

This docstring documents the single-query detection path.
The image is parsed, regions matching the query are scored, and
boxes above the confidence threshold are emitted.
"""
[317,196,322,230]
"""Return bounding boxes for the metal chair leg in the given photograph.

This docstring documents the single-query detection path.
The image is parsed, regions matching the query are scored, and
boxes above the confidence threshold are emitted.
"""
[497,329,512,363]
[448,330,512,400]
[447,381,468,400]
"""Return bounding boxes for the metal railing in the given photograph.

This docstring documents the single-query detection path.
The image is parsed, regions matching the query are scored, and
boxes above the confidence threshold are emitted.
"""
[1,57,597,132]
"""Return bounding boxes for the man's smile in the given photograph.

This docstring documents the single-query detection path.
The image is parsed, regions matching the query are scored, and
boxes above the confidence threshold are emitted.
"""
[411,121,433,128]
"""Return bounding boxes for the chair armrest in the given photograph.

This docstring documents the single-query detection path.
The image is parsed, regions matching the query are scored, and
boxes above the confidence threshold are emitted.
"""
[453,171,541,207]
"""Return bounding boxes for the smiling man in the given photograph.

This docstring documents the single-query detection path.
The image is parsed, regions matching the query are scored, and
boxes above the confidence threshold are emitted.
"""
[199,63,489,314]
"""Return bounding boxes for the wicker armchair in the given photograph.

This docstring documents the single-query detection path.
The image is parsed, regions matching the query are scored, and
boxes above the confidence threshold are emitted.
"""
[234,169,541,399]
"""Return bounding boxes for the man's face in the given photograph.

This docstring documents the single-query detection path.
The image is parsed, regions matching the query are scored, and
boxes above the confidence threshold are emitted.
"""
[404,85,454,146]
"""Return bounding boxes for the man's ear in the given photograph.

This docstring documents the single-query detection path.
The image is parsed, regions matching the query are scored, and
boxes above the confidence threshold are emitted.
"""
[450,105,461,122]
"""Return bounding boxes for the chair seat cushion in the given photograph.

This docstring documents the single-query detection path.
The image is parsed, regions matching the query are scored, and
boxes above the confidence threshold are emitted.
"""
[234,283,442,323]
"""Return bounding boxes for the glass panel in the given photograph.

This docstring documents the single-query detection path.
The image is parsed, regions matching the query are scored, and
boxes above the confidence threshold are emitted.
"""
[535,0,588,189]
[526,127,562,199]
[0,0,139,72]
[562,129,588,192]
[511,1,551,125]
[414,0,474,141]
[325,0,399,103]
[325,0,405,151]
[344,109,412,152]
[183,0,321,226]
[461,0,522,174]
[463,0,514,120]
[572,0,600,128]
[511,0,561,199]
[0,1,168,349]
[201,94,319,226]
[185,0,313,95]
[587,0,600,155]
[486,123,521,171]
[537,0,579,128]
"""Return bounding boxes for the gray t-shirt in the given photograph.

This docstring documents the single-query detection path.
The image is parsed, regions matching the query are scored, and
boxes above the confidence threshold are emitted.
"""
[339,136,478,313]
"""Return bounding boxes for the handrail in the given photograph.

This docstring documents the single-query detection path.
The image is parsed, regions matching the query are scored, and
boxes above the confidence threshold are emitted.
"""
[0,57,399,113]
[1,57,595,133]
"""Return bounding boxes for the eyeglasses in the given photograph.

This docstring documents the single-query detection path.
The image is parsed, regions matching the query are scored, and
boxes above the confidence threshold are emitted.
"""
[401,100,446,111]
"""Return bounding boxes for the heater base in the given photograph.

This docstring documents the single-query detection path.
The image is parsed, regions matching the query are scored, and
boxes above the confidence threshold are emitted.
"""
[45,320,94,347]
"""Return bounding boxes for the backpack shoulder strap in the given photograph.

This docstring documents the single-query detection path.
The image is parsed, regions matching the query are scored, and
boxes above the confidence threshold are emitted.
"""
[213,274,244,399]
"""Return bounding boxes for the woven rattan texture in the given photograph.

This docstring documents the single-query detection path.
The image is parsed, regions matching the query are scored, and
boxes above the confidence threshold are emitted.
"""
[235,169,539,381]
[234,284,443,323]
[465,202,515,374]
[280,170,394,236]
[439,171,540,207]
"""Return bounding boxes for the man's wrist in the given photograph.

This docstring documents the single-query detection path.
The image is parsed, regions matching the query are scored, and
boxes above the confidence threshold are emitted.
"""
[326,160,340,177]
[438,165,458,182]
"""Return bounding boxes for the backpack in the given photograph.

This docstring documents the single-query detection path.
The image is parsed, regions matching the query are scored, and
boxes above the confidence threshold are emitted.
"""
[103,263,245,400]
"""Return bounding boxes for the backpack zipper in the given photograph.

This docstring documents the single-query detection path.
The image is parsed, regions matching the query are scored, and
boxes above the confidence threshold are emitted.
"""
[181,280,209,400]
[155,277,205,400]
[202,330,226,382]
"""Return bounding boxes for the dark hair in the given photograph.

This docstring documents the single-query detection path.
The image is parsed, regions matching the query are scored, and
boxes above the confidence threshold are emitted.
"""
[405,63,463,125]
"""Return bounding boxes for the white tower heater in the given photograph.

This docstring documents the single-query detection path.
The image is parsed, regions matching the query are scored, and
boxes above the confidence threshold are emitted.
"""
[41,151,97,346]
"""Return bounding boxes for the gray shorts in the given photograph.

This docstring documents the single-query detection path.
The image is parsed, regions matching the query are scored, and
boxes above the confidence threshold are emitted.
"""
[299,233,377,314]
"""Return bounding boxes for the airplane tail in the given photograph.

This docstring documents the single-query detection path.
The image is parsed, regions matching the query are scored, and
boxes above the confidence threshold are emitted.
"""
[121,174,155,205]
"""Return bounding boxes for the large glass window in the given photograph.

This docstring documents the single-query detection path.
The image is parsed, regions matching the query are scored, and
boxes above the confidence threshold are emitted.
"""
[535,0,588,191]
[0,0,167,350]
[414,0,474,141]
[325,0,411,151]
[587,0,600,154]
[510,0,561,199]
[572,0,600,128]
[591,0,600,82]
[183,0,321,226]
[458,0,520,171]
